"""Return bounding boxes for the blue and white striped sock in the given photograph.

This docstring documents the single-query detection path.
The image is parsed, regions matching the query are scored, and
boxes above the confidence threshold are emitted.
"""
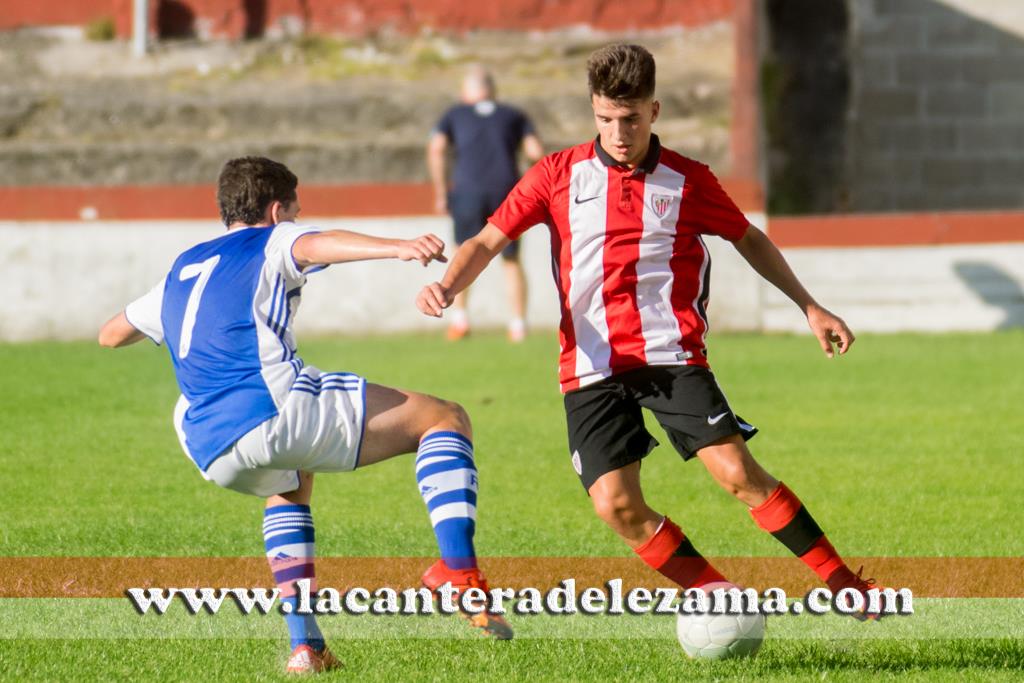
[415,431,478,570]
[263,504,325,651]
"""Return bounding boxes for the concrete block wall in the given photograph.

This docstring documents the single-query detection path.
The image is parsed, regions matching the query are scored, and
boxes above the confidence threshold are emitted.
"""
[763,241,1024,333]
[0,0,736,39]
[846,0,1024,211]
[5,213,1022,342]
[0,216,763,343]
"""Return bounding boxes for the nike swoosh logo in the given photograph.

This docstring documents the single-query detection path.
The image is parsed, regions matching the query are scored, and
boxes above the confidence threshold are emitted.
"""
[574,195,600,204]
[707,412,730,425]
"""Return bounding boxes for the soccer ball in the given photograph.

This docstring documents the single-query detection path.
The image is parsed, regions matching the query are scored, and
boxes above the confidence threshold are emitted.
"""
[676,582,766,660]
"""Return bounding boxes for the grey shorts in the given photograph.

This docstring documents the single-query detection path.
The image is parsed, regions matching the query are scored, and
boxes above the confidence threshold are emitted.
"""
[180,367,368,498]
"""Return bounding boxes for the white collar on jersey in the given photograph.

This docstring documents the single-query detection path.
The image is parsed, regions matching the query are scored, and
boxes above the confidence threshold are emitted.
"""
[473,100,497,116]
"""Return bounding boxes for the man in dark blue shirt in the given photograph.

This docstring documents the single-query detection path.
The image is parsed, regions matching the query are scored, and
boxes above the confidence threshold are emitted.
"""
[428,65,543,342]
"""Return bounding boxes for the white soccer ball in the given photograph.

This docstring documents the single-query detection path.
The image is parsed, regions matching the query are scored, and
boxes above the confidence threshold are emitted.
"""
[676,582,766,660]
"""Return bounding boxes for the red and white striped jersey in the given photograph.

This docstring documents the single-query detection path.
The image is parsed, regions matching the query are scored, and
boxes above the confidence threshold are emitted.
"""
[489,135,749,393]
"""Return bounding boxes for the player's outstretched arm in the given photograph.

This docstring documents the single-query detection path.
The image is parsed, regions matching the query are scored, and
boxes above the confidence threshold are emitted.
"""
[98,311,146,348]
[733,225,855,358]
[293,231,447,269]
[417,223,510,317]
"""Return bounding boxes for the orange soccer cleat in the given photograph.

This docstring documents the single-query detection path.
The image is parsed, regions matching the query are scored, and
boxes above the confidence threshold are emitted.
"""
[446,322,470,341]
[828,565,889,621]
[285,644,343,675]
[421,560,514,640]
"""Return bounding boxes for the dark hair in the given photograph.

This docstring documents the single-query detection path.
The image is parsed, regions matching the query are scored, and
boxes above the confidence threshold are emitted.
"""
[586,43,656,101]
[217,156,298,226]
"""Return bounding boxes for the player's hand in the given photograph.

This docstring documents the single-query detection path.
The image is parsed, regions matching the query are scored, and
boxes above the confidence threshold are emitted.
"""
[417,282,453,317]
[806,303,855,358]
[397,234,447,267]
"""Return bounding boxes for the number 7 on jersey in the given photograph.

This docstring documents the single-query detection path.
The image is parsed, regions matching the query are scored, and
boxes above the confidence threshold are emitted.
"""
[177,255,220,359]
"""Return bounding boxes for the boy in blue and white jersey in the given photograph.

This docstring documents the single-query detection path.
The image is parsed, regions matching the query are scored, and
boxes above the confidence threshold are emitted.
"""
[99,157,512,674]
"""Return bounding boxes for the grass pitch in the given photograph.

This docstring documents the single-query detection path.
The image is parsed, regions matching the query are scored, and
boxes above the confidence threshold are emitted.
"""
[1,330,1022,680]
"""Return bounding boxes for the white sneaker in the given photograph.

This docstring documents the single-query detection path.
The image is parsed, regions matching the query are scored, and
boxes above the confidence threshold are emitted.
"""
[507,319,526,343]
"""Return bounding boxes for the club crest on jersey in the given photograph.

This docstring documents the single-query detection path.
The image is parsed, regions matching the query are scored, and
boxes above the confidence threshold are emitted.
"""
[652,194,674,218]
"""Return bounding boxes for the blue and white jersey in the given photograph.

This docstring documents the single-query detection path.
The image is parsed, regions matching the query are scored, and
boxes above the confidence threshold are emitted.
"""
[125,222,319,471]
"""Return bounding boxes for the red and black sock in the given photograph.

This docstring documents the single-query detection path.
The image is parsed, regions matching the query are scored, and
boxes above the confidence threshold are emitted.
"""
[634,517,727,589]
[749,482,854,590]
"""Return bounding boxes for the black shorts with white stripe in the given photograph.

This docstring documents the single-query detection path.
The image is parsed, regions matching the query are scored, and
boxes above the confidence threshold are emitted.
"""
[563,364,758,491]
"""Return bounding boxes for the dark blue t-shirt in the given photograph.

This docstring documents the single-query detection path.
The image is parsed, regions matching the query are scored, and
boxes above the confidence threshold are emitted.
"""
[434,101,535,199]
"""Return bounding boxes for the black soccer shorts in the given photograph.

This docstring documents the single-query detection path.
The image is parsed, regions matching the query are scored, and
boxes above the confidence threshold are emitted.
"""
[563,365,758,491]
[448,190,520,260]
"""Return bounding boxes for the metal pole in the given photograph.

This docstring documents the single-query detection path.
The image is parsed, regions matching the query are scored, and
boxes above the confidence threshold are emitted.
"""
[132,0,148,58]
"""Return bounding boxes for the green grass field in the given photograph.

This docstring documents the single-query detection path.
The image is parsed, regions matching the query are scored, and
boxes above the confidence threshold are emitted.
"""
[1,331,1022,680]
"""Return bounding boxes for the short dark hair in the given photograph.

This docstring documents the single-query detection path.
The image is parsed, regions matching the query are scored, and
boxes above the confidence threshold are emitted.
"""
[586,44,656,101]
[217,156,298,226]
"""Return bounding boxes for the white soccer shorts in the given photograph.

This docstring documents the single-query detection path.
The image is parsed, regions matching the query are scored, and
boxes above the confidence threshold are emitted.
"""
[199,367,367,497]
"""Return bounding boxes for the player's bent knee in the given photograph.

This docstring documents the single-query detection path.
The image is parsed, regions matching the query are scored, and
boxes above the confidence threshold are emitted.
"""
[716,461,750,495]
[716,459,776,500]
[456,401,472,428]
[591,490,646,528]
[702,447,755,493]
[437,398,471,432]
[417,395,472,438]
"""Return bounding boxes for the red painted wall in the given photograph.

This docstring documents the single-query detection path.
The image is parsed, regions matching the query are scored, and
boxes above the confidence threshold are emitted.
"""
[769,212,1024,249]
[730,0,760,186]
[0,0,735,38]
[0,1,122,28]
[0,179,760,222]
[7,184,1021,248]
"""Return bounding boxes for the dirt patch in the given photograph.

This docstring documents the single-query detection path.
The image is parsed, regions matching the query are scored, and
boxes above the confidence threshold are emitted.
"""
[2,556,1019,598]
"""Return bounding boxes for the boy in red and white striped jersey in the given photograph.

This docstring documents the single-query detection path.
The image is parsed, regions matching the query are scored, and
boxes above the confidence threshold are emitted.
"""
[418,44,881,614]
